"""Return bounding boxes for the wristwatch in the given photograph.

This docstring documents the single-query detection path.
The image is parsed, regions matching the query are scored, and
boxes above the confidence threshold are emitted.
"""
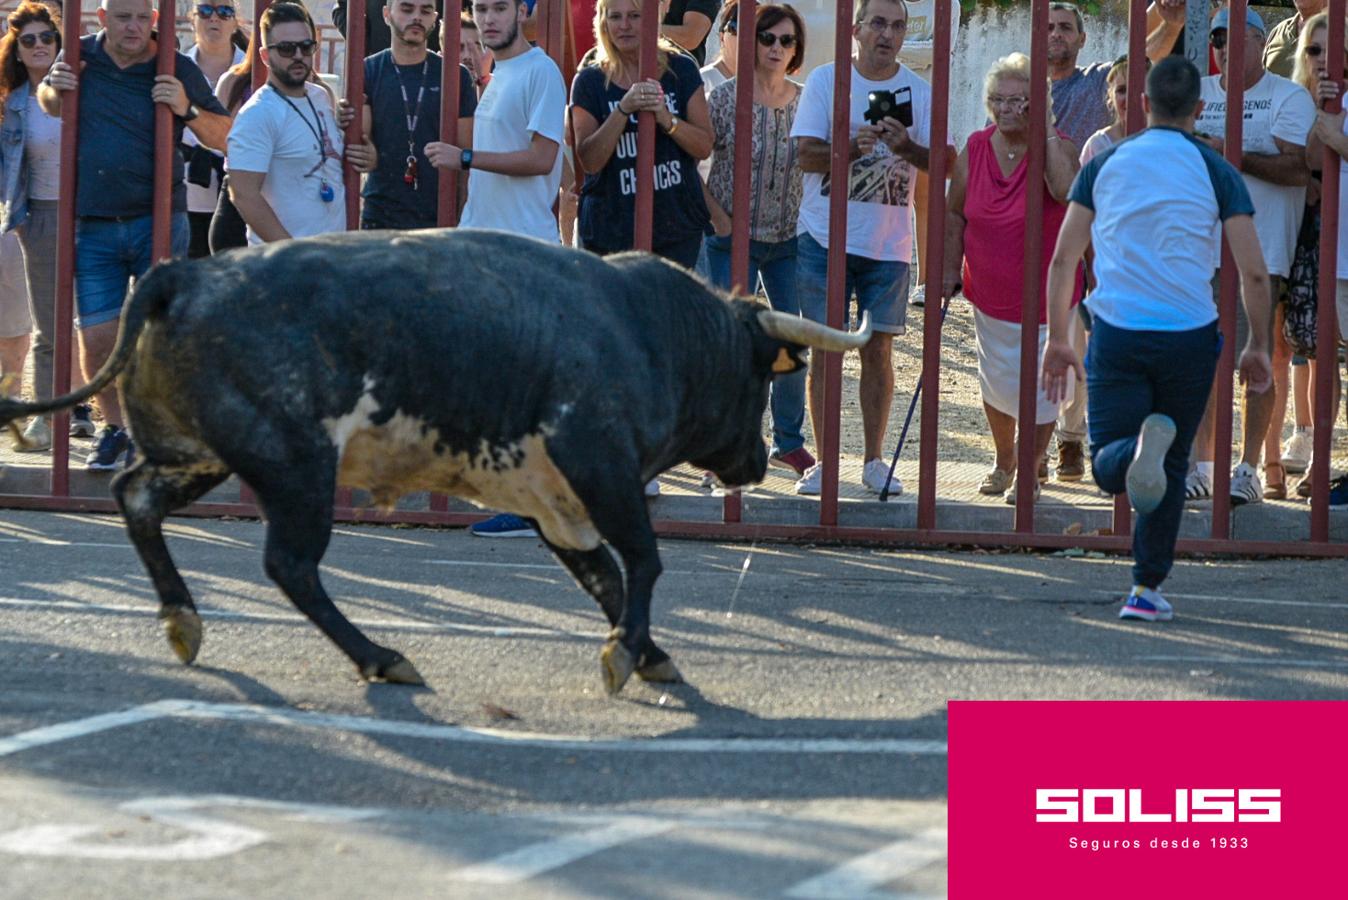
[460,148,473,170]
[182,103,200,122]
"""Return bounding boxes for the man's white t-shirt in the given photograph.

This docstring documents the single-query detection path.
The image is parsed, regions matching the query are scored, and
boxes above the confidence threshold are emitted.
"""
[228,82,346,245]
[790,61,932,262]
[184,44,245,214]
[1196,72,1315,277]
[460,47,566,243]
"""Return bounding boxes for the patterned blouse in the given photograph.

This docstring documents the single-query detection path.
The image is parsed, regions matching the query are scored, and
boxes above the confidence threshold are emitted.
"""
[706,77,804,244]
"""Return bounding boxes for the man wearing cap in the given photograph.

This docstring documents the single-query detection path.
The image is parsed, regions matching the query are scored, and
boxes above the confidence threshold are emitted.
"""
[1188,6,1315,506]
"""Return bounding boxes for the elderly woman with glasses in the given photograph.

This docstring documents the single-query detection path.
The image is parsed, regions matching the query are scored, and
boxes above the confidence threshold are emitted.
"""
[942,52,1082,504]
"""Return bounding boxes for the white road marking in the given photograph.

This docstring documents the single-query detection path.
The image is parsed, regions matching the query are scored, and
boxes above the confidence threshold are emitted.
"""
[1138,655,1348,668]
[0,795,380,861]
[0,701,182,758]
[0,700,948,757]
[1094,590,1346,609]
[453,817,679,883]
[783,829,947,899]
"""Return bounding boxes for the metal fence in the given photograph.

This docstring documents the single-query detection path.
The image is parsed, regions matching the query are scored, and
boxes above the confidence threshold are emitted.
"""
[3,0,1345,559]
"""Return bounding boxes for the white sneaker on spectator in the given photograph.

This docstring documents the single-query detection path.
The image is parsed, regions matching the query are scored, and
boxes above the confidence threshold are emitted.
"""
[1230,462,1262,506]
[910,284,926,308]
[1184,469,1212,501]
[795,462,823,495]
[644,478,661,498]
[1281,427,1312,474]
[861,458,903,495]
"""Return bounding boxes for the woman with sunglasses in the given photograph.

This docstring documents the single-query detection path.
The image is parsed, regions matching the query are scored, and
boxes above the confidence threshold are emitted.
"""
[0,1,78,449]
[183,0,244,258]
[703,3,813,477]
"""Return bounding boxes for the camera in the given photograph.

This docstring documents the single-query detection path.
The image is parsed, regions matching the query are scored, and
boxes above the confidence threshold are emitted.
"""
[864,87,913,127]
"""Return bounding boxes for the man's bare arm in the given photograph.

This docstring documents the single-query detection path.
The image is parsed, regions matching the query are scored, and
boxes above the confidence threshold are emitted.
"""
[227,170,291,243]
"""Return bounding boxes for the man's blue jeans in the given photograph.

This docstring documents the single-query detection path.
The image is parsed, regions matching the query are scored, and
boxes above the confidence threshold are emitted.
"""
[705,233,806,456]
[1087,317,1220,588]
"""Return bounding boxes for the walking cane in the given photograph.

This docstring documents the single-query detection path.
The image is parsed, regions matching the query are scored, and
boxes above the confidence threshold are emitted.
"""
[880,290,953,502]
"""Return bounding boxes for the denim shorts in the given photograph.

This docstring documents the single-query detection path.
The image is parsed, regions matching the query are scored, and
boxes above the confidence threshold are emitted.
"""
[75,212,189,329]
[795,230,910,334]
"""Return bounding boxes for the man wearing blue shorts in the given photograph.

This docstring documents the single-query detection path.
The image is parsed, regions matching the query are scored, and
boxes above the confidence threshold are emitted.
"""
[789,0,930,497]
[1042,57,1273,622]
[39,0,230,470]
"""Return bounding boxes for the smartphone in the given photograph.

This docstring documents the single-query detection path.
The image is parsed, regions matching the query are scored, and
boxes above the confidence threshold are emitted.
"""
[864,87,914,127]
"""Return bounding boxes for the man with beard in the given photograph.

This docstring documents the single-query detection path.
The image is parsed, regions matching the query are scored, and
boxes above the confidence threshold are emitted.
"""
[425,0,564,539]
[37,0,231,471]
[228,2,376,244]
[334,0,443,56]
[359,0,477,229]
[426,0,564,242]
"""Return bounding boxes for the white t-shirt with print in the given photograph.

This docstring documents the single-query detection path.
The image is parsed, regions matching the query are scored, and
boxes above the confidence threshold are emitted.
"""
[229,82,346,245]
[1196,72,1315,277]
[790,61,932,262]
[460,47,566,243]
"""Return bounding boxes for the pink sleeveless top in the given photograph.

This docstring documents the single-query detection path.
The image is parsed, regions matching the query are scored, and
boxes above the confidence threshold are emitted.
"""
[961,126,1082,324]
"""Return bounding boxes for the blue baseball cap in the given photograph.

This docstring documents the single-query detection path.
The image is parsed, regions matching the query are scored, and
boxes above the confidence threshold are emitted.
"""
[1210,7,1266,37]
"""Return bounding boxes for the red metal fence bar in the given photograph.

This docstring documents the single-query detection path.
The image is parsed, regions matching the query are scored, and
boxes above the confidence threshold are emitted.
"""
[1013,0,1050,528]
[438,5,462,227]
[631,0,658,251]
[342,0,365,230]
[153,0,175,260]
[818,0,852,527]
[1210,0,1247,538]
[1310,0,1345,541]
[917,0,952,531]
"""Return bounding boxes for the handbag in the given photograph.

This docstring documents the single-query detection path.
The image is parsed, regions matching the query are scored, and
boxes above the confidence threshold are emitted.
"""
[1282,201,1319,359]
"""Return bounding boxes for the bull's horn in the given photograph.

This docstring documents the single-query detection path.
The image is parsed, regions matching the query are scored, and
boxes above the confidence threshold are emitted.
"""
[757,310,872,351]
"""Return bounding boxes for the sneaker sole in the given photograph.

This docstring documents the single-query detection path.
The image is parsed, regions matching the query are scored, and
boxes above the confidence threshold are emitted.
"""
[767,457,808,476]
[1056,470,1084,483]
[1119,605,1173,622]
[1282,459,1309,475]
[1126,414,1176,515]
[470,529,538,538]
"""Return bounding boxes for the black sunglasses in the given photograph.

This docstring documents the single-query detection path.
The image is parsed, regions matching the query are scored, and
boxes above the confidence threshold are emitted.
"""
[1209,29,1227,50]
[17,30,56,48]
[196,4,236,18]
[756,31,796,49]
[267,38,317,58]
[721,19,736,35]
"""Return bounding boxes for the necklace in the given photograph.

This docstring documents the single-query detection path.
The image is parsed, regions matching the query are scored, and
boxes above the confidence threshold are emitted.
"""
[276,88,338,202]
[388,55,429,190]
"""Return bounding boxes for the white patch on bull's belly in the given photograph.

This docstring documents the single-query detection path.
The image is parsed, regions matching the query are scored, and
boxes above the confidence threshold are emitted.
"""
[322,385,600,551]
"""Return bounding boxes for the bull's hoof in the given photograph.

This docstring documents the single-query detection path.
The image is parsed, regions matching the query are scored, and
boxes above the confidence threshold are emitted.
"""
[636,658,683,684]
[362,655,426,686]
[600,639,636,695]
[161,608,203,665]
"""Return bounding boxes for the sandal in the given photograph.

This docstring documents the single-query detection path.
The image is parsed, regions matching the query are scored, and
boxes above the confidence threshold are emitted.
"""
[1263,462,1287,500]
[979,467,1013,495]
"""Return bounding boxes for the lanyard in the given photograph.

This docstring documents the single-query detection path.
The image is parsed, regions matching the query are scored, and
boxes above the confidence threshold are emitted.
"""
[277,88,337,201]
[388,57,429,190]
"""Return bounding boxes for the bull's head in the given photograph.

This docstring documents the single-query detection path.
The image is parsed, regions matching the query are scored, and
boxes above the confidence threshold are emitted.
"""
[692,305,873,488]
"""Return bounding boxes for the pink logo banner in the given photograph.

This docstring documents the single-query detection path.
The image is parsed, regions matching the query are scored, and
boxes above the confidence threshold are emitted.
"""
[948,701,1348,898]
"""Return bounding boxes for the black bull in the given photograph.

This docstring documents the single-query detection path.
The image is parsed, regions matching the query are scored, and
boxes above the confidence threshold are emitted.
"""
[0,229,871,693]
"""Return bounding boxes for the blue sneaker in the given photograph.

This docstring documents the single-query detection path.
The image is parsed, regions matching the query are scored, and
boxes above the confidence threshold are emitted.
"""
[1328,474,1348,506]
[85,425,130,472]
[1127,414,1176,515]
[1119,586,1173,622]
[470,513,538,538]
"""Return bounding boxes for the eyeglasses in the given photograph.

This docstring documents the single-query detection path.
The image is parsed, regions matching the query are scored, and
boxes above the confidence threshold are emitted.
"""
[721,20,736,35]
[1209,30,1227,50]
[17,30,56,48]
[195,4,236,18]
[267,39,317,58]
[988,94,1029,108]
[861,17,907,35]
[756,31,796,49]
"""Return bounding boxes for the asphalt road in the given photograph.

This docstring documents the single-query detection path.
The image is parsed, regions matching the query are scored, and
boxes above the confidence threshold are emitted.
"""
[0,510,1344,898]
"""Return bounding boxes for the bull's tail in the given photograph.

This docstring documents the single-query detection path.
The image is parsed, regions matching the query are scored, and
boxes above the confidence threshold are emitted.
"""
[0,259,183,440]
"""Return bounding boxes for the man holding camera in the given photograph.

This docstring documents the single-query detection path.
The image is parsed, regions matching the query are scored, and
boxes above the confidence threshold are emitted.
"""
[789,0,930,497]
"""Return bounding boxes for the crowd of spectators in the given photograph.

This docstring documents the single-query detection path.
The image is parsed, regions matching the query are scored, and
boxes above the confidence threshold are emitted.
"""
[0,0,1343,518]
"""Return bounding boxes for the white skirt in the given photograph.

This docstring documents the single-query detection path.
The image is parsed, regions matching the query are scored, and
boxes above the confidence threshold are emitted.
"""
[973,308,1070,425]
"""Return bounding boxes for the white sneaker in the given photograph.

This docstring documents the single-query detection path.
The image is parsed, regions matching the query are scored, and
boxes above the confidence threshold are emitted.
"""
[644,478,661,498]
[1282,428,1312,474]
[15,416,51,452]
[795,462,823,495]
[861,458,903,495]
[1184,469,1212,501]
[1230,462,1262,506]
